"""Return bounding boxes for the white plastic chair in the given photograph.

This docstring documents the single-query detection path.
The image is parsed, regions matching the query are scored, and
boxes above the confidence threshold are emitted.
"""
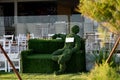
[36,23,49,38]
[10,41,19,54]
[3,35,14,54]
[3,35,14,42]
[3,40,11,54]
[90,32,101,52]
[17,34,27,52]
[7,53,20,72]
[0,53,7,72]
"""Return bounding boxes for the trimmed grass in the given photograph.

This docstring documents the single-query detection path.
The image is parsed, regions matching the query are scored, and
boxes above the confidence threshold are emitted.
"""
[0,72,88,80]
[1,63,120,80]
[1,70,120,80]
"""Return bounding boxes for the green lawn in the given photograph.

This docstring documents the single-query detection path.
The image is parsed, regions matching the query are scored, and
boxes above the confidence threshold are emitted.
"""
[1,63,120,80]
[0,72,88,80]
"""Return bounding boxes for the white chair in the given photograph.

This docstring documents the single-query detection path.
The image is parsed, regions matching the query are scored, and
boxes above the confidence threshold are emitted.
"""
[0,38,4,48]
[10,41,19,54]
[7,53,20,72]
[3,35,14,54]
[3,40,11,54]
[91,32,101,52]
[3,35,14,42]
[35,23,49,38]
[0,39,7,72]
[17,34,27,52]
[0,53,7,72]
[109,32,115,50]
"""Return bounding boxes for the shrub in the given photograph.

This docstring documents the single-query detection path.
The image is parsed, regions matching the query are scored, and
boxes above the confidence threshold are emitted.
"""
[86,62,120,80]
[92,48,117,67]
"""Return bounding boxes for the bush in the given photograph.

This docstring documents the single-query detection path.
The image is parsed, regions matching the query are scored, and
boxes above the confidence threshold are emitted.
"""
[21,50,30,72]
[86,62,120,80]
[92,48,117,67]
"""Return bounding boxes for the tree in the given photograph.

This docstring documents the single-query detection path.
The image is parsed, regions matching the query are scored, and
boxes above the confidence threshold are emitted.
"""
[76,0,120,63]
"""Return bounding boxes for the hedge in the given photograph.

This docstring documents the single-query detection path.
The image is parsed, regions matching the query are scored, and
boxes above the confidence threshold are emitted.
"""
[28,39,64,54]
[21,53,59,73]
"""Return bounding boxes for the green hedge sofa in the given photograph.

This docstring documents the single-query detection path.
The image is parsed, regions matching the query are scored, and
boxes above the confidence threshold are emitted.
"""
[21,39,86,73]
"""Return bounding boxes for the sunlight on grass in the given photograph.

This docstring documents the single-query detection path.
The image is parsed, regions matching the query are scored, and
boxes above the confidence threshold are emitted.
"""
[0,72,87,80]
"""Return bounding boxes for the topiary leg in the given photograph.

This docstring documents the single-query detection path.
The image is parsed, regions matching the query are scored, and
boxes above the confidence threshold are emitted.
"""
[54,63,66,75]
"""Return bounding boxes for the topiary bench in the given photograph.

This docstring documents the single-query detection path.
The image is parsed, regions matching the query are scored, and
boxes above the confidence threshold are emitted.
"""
[21,39,86,73]
[21,53,59,73]
[21,39,64,73]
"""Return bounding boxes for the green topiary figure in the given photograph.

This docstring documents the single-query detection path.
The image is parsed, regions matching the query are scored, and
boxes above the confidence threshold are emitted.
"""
[52,25,82,75]
[52,33,66,40]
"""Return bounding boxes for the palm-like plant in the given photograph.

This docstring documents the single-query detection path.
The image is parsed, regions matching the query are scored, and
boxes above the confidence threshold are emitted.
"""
[77,0,120,63]
[93,48,116,67]
[77,0,120,34]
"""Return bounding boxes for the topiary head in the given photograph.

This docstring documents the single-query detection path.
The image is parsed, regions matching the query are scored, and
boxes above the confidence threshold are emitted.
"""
[71,25,80,34]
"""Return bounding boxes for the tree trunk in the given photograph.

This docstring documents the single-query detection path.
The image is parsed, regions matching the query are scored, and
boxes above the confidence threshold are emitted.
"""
[106,35,120,63]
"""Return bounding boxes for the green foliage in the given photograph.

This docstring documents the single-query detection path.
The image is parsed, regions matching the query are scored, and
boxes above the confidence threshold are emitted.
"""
[79,0,120,34]
[86,62,120,80]
[22,54,59,73]
[21,39,64,73]
[71,25,80,34]
[66,50,86,73]
[52,25,85,74]
[20,50,32,72]
[97,26,111,48]
[52,34,66,40]
[92,48,117,67]
[21,38,86,73]
[66,38,86,73]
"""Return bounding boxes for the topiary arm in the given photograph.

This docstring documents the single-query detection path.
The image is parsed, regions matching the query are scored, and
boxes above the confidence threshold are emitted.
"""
[52,48,64,55]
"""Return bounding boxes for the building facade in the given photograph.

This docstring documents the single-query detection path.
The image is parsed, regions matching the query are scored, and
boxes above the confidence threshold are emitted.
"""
[0,0,97,38]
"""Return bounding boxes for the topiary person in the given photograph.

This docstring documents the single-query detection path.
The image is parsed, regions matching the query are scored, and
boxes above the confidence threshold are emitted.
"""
[52,25,82,75]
